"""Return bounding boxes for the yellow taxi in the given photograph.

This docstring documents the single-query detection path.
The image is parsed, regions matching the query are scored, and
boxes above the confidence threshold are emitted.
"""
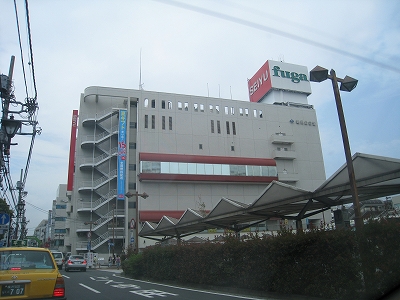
[0,247,66,299]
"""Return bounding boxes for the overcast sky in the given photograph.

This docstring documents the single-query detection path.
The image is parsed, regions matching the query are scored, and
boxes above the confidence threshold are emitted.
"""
[1,0,399,234]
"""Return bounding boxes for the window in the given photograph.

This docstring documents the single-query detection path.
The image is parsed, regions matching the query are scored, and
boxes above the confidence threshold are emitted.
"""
[151,115,155,129]
[55,205,66,209]
[245,108,249,116]
[54,217,66,221]
[209,104,213,112]
[194,103,198,111]
[130,122,137,128]
[226,121,230,135]
[200,104,204,112]
[217,121,221,134]
[169,116,173,130]
[162,100,166,109]
[168,101,172,109]
[129,142,136,149]
[178,101,183,110]
[141,160,277,178]
[216,105,220,114]
[225,106,229,115]
[199,144,203,149]
[230,107,235,115]
[144,115,148,128]
[151,99,156,108]
[211,120,215,133]
[253,109,257,117]
[232,122,236,135]
[259,110,263,118]
[239,108,243,116]
[129,164,136,171]
[55,229,66,233]
[162,116,165,130]
[184,102,189,111]
[231,145,235,151]
[128,182,136,190]
[144,98,149,107]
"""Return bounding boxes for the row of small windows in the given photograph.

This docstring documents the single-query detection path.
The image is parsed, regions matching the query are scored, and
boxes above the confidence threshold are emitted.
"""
[144,98,173,109]
[211,120,236,135]
[144,115,173,130]
[55,204,66,209]
[140,161,277,177]
[143,98,263,118]
[55,229,67,233]
[54,217,66,221]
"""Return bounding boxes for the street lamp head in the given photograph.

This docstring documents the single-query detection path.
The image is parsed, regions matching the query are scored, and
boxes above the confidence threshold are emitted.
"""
[1,117,22,138]
[339,75,358,92]
[125,191,134,198]
[309,66,329,82]
[140,192,149,199]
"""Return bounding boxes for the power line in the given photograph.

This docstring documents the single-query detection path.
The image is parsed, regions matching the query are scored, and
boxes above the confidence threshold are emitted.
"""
[156,0,400,74]
[13,0,29,99]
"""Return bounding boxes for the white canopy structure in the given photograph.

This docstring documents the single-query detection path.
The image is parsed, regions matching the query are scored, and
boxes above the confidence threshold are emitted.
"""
[140,153,400,241]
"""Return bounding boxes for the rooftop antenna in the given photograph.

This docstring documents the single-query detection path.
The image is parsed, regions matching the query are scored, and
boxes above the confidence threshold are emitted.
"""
[207,83,209,97]
[230,86,232,99]
[139,48,144,90]
[218,84,220,98]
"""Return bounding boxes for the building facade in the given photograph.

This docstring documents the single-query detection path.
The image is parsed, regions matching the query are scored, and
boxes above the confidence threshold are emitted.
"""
[50,184,68,252]
[66,60,328,257]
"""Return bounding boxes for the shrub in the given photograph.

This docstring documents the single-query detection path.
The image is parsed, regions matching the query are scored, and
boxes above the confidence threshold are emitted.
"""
[123,219,400,299]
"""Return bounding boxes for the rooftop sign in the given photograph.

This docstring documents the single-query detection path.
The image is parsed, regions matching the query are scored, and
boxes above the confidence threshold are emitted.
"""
[248,60,311,103]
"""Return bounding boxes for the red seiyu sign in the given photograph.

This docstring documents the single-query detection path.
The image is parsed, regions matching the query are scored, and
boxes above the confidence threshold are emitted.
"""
[248,60,272,103]
[248,60,311,103]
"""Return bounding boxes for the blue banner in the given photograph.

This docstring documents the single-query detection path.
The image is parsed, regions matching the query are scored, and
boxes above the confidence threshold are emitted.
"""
[117,109,127,200]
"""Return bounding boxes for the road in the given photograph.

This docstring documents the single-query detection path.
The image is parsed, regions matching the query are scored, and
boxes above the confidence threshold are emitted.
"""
[60,267,270,300]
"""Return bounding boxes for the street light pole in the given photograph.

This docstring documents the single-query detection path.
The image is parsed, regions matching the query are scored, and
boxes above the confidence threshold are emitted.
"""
[125,191,148,253]
[112,204,115,257]
[310,66,363,230]
[84,221,97,252]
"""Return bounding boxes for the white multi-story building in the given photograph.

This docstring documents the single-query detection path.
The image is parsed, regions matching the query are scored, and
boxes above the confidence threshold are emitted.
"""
[50,184,68,252]
[65,60,328,256]
[33,219,48,246]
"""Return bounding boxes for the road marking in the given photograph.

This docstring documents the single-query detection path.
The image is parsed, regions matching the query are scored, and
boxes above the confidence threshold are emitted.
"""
[112,274,263,300]
[62,275,70,279]
[79,283,101,293]
[130,289,178,298]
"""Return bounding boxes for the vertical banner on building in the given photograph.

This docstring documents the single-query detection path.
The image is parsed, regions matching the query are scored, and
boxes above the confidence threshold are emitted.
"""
[67,110,78,193]
[117,109,127,200]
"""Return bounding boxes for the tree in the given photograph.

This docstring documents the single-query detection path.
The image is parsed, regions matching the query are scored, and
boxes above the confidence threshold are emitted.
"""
[0,198,13,242]
[0,198,13,216]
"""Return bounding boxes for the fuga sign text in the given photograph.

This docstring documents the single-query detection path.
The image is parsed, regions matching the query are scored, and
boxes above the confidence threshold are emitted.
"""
[272,65,308,83]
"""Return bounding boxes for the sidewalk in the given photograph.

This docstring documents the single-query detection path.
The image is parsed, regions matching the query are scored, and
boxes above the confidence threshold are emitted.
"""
[94,265,123,273]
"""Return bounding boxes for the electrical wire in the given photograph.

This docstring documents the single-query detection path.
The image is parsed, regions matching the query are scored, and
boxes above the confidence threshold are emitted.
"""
[13,0,29,99]
[24,0,38,101]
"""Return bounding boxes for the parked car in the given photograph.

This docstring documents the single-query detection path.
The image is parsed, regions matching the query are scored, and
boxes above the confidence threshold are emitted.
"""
[0,247,66,299]
[64,255,87,272]
[50,251,64,270]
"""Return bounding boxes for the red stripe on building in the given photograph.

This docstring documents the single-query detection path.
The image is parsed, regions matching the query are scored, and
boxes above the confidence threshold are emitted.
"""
[67,110,78,192]
[139,152,276,166]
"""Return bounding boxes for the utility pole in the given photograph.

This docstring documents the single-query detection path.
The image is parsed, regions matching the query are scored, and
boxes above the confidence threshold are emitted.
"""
[14,170,26,240]
[1,56,15,119]
[84,221,97,252]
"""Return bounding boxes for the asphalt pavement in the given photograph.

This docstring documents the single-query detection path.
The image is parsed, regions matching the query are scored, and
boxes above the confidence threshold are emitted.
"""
[92,266,328,300]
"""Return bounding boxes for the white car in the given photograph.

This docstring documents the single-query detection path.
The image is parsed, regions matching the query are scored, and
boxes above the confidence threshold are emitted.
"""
[50,251,64,270]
